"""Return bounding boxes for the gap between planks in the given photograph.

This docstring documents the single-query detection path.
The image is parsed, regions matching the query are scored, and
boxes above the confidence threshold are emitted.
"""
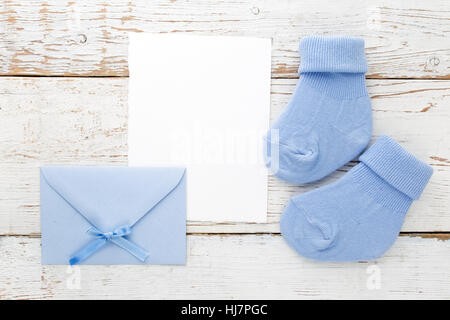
[0,74,449,81]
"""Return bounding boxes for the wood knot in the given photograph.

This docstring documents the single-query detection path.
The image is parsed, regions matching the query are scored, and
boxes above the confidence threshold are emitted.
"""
[428,56,440,66]
[424,56,440,72]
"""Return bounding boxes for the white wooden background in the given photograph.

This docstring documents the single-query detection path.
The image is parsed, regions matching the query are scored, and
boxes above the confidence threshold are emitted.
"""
[0,0,449,299]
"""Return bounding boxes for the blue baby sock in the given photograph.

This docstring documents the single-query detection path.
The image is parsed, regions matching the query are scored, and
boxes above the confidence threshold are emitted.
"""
[281,136,433,261]
[264,36,372,183]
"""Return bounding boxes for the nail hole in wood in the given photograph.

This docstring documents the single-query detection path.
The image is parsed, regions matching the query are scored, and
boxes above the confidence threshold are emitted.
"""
[79,34,87,44]
[251,7,260,15]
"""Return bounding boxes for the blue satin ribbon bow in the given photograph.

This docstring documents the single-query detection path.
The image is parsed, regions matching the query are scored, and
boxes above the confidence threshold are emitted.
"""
[69,225,149,265]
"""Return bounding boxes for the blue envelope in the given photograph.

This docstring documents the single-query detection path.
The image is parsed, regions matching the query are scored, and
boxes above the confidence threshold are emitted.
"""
[40,166,186,265]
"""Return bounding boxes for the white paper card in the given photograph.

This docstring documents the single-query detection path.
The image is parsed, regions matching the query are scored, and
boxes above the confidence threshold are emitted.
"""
[128,34,271,222]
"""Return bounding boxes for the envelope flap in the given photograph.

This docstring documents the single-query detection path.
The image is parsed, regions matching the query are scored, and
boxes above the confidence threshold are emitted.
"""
[40,166,186,231]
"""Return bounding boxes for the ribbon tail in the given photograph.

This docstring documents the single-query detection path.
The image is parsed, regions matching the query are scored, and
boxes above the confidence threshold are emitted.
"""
[69,238,107,265]
[111,237,149,262]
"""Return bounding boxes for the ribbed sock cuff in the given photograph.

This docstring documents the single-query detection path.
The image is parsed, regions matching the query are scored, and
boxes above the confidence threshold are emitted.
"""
[299,36,368,74]
[352,163,413,213]
[359,136,433,200]
[301,73,368,99]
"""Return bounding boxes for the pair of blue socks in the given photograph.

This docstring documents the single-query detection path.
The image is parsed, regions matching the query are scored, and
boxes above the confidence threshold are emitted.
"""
[264,36,433,261]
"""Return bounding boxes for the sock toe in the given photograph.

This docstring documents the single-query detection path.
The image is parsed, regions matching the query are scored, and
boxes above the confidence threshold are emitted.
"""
[281,199,337,258]
[264,135,319,183]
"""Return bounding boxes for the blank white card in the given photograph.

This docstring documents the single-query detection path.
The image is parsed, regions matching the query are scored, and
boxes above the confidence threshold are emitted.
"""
[128,34,271,222]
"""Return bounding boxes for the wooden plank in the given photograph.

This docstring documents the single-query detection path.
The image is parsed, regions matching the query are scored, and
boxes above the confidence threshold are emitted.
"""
[0,0,449,78]
[0,77,449,234]
[0,234,449,299]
